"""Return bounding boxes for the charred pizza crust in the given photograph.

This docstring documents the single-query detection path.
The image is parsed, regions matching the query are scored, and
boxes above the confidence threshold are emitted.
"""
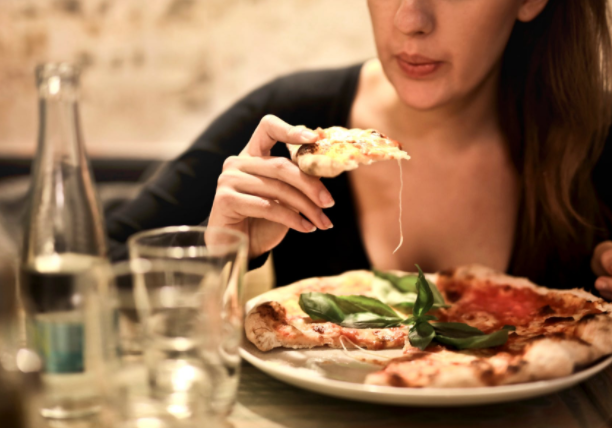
[288,127,410,177]
[244,265,612,388]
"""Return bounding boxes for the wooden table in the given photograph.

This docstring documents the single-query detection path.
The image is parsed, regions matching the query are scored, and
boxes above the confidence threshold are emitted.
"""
[228,362,612,428]
[37,361,612,428]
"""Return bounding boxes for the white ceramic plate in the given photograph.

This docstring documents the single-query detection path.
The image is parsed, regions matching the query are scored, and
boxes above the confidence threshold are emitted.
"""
[240,341,612,406]
[241,295,612,406]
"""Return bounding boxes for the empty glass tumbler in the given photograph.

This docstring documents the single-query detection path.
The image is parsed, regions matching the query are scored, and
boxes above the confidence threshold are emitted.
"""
[105,258,225,427]
[127,226,247,416]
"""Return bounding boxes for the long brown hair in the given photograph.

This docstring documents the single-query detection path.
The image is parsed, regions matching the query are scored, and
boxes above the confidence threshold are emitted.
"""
[499,0,612,288]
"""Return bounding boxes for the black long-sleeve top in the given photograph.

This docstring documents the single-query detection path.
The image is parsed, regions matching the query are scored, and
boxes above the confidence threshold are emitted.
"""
[107,63,612,291]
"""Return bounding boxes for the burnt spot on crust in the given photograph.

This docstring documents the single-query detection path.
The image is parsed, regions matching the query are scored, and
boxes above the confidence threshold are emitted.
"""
[254,302,287,323]
[544,316,574,325]
[298,144,318,156]
[527,332,590,347]
[445,290,463,303]
[580,313,602,323]
[438,268,457,278]
[312,324,326,334]
[525,334,546,343]
[507,361,527,375]
[388,373,408,387]
[577,314,612,336]
[470,360,496,386]
[547,333,592,347]
[538,305,556,316]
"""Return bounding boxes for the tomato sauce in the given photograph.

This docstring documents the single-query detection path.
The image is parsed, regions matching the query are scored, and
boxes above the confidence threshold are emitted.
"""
[438,279,601,331]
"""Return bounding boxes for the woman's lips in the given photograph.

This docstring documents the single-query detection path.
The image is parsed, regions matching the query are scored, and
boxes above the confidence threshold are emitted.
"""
[396,54,443,79]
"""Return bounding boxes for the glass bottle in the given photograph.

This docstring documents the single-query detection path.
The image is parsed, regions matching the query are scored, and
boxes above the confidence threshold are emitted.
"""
[20,62,107,419]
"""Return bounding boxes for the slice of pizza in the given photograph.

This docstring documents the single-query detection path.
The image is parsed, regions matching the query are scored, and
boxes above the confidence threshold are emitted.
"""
[245,270,408,351]
[244,265,612,387]
[288,126,410,177]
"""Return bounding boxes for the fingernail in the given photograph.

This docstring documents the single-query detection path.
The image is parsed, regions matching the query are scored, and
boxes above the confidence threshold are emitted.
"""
[596,278,610,290]
[319,190,335,208]
[302,219,316,233]
[320,213,333,229]
[300,129,318,142]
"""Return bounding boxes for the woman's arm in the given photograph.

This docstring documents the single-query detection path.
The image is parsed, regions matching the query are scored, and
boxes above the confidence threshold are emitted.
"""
[105,79,282,261]
[105,65,358,261]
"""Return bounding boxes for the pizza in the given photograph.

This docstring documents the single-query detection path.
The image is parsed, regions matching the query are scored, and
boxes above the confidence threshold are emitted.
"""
[244,265,612,388]
[288,126,410,177]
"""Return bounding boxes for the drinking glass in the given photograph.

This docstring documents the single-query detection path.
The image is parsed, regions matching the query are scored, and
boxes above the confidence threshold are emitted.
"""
[104,258,223,427]
[128,226,248,416]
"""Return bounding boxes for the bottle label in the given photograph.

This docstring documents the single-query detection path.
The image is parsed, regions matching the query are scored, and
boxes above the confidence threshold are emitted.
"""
[34,319,84,374]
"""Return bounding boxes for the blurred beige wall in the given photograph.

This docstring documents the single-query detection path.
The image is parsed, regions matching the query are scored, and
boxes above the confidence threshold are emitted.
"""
[0,0,376,159]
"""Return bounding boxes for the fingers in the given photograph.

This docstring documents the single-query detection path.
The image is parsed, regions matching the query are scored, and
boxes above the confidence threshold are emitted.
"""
[215,190,317,233]
[245,115,319,157]
[591,241,612,277]
[218,170,333,230]
[224,155,335,208]
[593,241,612,300]
[595,276,612,301]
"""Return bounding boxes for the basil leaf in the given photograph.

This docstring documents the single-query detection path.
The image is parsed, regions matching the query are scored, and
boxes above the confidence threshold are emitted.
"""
[390,300,416,312]
[373,269,418,293]
[372,277,416,310]
[402,314,438,325]
[298,292,402,329]
[433,325,516,350]
[299,292,348,324]
[393,301,448,312]
[339,295,399,318]
[408,322,436,351]
[427,279,449,309]
[413,265,434,317]
[372,270,449,313]
[431,322,485,338]
[341,313,403,329]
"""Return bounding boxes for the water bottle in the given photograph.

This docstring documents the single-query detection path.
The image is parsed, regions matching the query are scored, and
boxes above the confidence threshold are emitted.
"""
[20,62,108,419]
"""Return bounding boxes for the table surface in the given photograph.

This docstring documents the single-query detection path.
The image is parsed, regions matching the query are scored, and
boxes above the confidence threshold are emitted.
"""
[37,361,612,428]
[228,362,612,428]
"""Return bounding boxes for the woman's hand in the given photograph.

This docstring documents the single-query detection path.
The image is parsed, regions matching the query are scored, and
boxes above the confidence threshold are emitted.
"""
[207,115,335,259]
[592,241,612,300]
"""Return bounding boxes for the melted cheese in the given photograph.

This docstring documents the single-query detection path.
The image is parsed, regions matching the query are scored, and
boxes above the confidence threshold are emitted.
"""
[393,159,404,254]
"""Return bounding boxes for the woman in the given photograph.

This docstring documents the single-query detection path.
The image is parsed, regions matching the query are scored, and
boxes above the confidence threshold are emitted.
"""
[107,0,612,297]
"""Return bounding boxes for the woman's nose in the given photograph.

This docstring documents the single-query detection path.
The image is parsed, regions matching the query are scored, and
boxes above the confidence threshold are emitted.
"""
[394,0,435,37]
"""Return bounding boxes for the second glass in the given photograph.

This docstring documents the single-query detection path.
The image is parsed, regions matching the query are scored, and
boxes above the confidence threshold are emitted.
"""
[128,226,248,416]
[106,259,222,426]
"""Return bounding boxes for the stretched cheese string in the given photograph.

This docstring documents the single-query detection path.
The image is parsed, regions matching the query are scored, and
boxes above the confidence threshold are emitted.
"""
[339,336,393,362]
[393,159,404,254]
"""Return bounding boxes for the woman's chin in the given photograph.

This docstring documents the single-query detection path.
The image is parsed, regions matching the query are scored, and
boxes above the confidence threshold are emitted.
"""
[398,93,452,112]
[392,80,454,111]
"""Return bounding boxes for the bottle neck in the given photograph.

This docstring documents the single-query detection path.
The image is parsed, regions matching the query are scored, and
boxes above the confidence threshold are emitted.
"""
[22,64,107,264]
[36,86,86,166]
